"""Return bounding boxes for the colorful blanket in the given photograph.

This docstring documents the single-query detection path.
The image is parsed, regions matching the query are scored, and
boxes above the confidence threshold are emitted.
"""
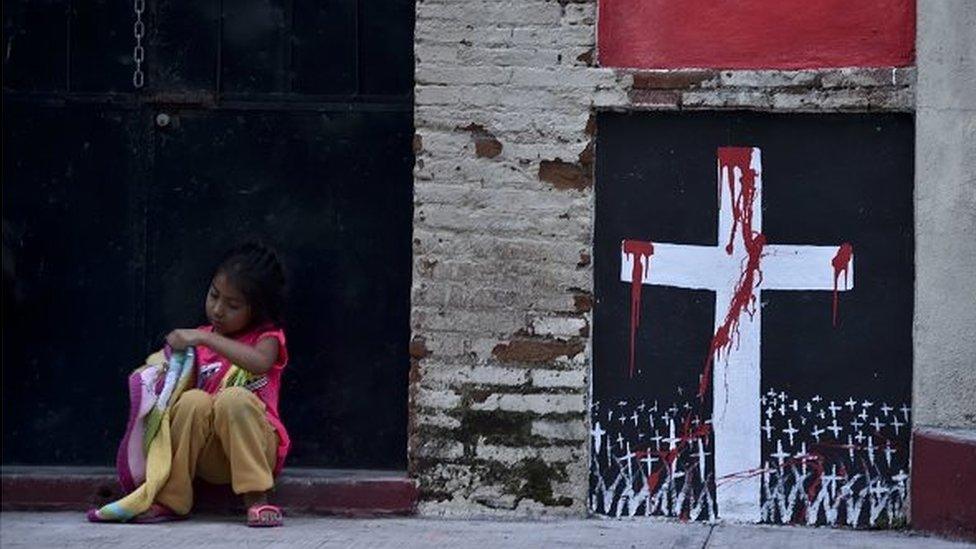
[94,347,196,522]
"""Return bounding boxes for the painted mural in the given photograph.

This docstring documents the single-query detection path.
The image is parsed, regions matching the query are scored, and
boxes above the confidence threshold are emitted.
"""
[591,113,914,528]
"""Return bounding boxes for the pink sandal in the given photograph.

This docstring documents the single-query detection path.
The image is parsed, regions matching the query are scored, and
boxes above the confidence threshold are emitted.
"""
[129,503,188,524]
[246,503,283,527]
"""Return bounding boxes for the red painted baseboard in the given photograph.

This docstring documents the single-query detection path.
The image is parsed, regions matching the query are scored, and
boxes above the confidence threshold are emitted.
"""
[911,428,976,542]
[0,466,417,517]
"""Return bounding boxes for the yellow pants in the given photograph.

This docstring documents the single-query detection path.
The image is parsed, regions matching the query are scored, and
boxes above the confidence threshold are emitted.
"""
[155,387,278,515]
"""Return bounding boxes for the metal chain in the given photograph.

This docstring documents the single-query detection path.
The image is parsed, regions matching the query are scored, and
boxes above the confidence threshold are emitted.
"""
[132,0,145,88]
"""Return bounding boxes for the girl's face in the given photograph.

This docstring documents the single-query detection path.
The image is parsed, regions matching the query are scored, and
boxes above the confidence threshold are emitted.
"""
[206,272,253,336]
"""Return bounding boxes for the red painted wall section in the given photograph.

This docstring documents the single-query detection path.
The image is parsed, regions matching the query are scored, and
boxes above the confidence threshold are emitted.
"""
[911,429,976,541]
[598,0,915,69]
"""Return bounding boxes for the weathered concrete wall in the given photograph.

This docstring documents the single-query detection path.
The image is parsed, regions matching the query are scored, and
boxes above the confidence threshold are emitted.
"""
[913,0,976,430]
[411,0,915,517]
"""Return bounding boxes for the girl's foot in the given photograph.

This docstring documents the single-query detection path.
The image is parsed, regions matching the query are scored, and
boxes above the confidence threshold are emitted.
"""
[86,508,114,523]
[130,503,188,524]
[246,504,283,527]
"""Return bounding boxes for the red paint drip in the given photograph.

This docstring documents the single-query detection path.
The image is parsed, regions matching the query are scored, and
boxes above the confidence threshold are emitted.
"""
[803,454,826,504]
[831,243,853,327]
[700,148,765,399]
[622,240,654,378]
[718,147,756,256]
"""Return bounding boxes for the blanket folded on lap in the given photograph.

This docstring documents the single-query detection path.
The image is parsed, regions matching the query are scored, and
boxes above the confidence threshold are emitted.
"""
[95,347,196,522]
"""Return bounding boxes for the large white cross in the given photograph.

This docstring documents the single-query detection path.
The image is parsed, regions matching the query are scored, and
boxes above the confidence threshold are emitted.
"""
[619,147,854,522]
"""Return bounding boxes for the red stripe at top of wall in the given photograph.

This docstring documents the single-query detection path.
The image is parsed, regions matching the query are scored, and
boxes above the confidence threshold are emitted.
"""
[598,0,915,69]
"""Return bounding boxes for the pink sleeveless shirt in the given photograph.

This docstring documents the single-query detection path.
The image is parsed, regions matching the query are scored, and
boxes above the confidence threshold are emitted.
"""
[194,323,290,475]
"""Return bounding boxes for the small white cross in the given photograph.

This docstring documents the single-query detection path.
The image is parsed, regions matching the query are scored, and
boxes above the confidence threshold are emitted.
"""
[618,415,627,424]
[618,442,635,478]
[779,391,787,401]
[854,431,866,444]
[662,420,681,450]
[778,403,787,416]
[616,432,625,448]
[590,422,606,455]
[828,401,842,417]
[871,417,884,432]
[823,465,844,490]
[869,479,889,499]
[691,438,710,479]
[811,425,825,442]
[858,409,869,421]
[827,419,843,438]
[765,407,775,419]
[845,398,857,411]
[850,418,863,430]
[900,405,911,421]
[641,452,658,475]
[866,436,876,467]
[767,388,778,398]
[650,430,663,450]
[794,442,809,474]
[771,439,791,467]
[637,401,646,411]
[818,409,827,420]
[892,470,908,485]
[631,411,640,426]
[880,403,893,416]
[805,402,812,413]
[790,400,799,411]
[812,395,823,402]
[862,400,873,408]
[762,419,774,440]
[783,420,798,446]
[891,416,904,435]
[883,441,896,466]
[794,441,808,458]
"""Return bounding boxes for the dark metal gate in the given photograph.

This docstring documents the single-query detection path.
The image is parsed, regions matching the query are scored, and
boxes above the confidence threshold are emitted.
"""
[2,0,414,469]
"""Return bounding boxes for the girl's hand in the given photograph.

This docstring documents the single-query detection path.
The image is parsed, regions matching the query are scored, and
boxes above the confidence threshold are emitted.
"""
[166,329,207,351]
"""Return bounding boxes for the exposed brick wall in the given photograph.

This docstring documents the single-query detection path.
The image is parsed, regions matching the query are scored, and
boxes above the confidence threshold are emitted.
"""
[410,0,914,517]
[411,0,619,516]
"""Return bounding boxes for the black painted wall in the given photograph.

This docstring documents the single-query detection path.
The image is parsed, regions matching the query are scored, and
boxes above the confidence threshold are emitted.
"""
[2,0,415,469]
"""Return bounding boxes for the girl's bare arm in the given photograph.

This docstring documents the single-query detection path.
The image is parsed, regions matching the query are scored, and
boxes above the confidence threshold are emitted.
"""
[166,329,279,375]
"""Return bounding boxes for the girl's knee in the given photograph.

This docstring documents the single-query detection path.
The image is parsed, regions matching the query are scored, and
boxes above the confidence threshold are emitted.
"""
[214,387,259,421]
[173,389,213,416]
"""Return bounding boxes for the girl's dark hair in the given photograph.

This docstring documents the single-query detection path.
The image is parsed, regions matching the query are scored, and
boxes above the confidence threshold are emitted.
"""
[215,242,286,326]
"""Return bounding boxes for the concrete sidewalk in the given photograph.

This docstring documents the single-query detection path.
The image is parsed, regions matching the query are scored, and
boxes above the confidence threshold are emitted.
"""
[1,512,972,549]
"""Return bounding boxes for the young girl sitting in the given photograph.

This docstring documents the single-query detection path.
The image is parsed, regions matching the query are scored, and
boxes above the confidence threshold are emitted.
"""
[120,242,290,526]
